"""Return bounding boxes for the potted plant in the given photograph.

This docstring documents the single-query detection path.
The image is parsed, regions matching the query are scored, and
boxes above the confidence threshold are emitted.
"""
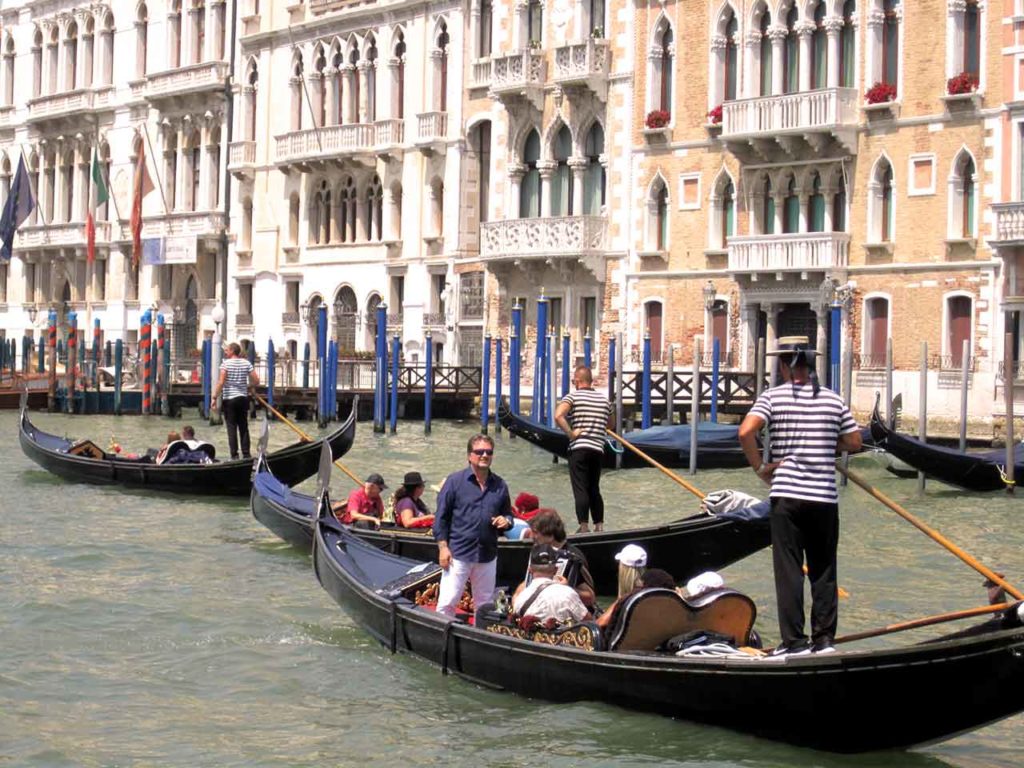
[707,104,723,125]
[591,26,605,39]
[528,38,542,50]
[947,71,979,95]
[645,109,670,129]
[865,81,897,104]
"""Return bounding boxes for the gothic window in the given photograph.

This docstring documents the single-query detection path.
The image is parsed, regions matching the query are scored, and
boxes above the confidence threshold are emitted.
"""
[436,23,449,112]
[65,21,78,90]
[783,6,799,94]
[136,5,149,78]
[394,31,405,119]
[170,0,182,69]
[759,12,772,96]
[882,0,899,89]
[551,126,572,216]
[811,2,827,89]
[366,175,383,241]
[652,19,674,115]
[583,123,605,215]
[519,129,541,218]
[839,0,855,87]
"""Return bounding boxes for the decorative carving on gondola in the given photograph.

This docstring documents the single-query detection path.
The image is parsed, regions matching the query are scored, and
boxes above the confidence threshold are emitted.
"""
[485,621,600,651]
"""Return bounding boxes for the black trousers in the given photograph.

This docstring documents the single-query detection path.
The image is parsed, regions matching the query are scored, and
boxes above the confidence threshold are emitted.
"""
[770,496,839,647]
[222,395,251,459]
[568,449,604,525]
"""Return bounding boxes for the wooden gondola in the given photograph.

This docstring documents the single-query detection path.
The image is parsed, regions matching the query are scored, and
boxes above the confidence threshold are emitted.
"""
[18,405,357,495]
[312,518,1024,753]
[870,404,1022,492]
[250,458,770,594]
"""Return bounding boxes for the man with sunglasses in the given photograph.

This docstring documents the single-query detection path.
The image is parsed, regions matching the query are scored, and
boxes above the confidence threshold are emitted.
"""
[434,434,514,617]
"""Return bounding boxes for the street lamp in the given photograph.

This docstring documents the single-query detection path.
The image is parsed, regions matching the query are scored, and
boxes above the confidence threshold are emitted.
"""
[819,275,837,308]
[209,304,225,423]
[26,304,38,324]
[299,300,310,324]
[702,280,716,311]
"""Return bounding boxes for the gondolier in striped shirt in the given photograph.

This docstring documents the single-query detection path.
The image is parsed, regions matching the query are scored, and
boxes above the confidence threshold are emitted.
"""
[555,365,613,533]
[212,342,259,460]
[738,336,861,655]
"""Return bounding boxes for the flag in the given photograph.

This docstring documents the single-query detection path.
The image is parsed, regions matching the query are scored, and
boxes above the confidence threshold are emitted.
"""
[86,148,109,265]
[130,144,154,268]
[0,156,36,261]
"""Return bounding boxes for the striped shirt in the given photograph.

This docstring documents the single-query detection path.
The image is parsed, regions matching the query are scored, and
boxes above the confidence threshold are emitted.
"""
[560,387,611,453]
[748,382,858,503]
[220,357,253,400]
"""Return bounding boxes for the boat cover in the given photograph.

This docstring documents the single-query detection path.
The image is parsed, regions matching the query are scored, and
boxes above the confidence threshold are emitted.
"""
[253,468,317,516]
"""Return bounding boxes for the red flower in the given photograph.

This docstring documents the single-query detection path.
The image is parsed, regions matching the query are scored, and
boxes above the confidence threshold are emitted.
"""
[645,109,670,129]
[707,105,723,124]
[865,81,897,104]
[947,72,979,95]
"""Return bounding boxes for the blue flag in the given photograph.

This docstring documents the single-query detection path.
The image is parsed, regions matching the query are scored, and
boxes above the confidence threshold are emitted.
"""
[0,156,36,261]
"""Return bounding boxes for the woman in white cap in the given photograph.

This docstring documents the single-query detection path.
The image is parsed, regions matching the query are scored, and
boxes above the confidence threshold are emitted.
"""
[614,543,647,598]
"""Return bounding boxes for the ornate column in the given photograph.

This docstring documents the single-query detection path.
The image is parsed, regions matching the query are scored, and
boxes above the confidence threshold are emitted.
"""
[538,161,556,218]
[764,302,779,382]
[866,10,885,85]
[825,15,843,88]
[798,22,814,92]
[514,0,529,50]
[341,64,355,124]
[568,156,587,216]
[357,60,370,123]
[744,31,761,99]
[798,192,810,233]
[772,191,785,235]
[176,124,186,212]
[710,35,726,106]
[947,0,966,80]
[769,26,787,96]
[815,303,829,380]
[309,71,323,126]
[508,163,525,215]
[323,67,337,126]
[822,186,836,232]
[188,5,203,64]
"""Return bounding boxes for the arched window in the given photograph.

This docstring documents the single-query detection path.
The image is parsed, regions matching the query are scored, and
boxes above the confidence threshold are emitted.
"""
[186,129,200,211]
[809,172,825,232]
[783,175,799,233]
[65,21,78,90]
[32,29,42,99]
[2,36,13,107]
[170,0,182,68]
[207,125,220,208]
[811,2,827,89]
[551,125,572,216]
[721,179,735,245]
[588,0,606,35]
[473,121,491,224]
[348,45,360,123]
[645,301,663,362]
[100,14,114,85]
[193,0,206,63]
[839,0,855,88]
[44,151,56,222]
[312,180,331,244]
[761,175,775,234]
[136,5,148,77]
[436,23,449,112]
[654,20,674,115]
[882,0,899,89]
[288,192,299,245]
[290,54,303,131]
[314,47,327,127]
[393,31,405,119]
[833,173,847,232]
[366,175,383,241]
[871,159,895,242]
[527,0,543,45]
[724,11,738,101]
[650,179,669,250]
[583,123,605,215]
[331,47,344,124]
[47,28,58,94]
[479,0,493,57]
[245,60,258,141]
[709,299,729,362]
[60,151,74,223]
[952,153,976,239]
[519,130,541,218]
[99,143,111,221]
[946,295,972,367]
[863,296,889,367]
[338,177,354,242]
[334,287,358,352]
[213,0,226,59]
[365,37,377,121]
[164,130,177,210]
[759,12,772,96]
[83,18,95,88]
[964,0,980,80]
[783,6,799,94]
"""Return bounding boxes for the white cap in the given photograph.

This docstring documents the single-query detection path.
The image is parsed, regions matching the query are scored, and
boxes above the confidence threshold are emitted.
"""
[614,544,648,568]
[686,571,725,596]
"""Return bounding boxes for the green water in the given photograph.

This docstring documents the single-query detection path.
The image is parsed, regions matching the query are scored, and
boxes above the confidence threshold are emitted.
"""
[2,410,1022,767]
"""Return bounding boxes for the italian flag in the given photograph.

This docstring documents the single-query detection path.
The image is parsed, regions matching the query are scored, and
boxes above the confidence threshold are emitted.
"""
[86,148,109,265]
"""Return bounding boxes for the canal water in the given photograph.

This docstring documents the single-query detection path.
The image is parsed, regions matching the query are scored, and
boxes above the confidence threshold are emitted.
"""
[2,409,1022,767]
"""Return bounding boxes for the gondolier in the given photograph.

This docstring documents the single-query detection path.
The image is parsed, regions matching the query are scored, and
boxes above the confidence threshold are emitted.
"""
[555,365,613,533]
[212,342,259,460]
[738,336,862,655]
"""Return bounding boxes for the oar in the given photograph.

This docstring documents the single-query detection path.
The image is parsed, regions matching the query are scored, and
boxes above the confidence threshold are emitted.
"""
[835,601,1016,645]
[253,392,362,487]
[837,463,1024,601]
[606,429,705,501]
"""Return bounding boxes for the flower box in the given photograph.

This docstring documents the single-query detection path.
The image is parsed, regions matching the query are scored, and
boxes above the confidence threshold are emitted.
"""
[947,72,979,96]
[645,109,670,129]
[865,81,897,105]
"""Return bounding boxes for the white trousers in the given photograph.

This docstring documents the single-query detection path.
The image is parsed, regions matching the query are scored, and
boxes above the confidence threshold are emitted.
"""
[435,557,497,617]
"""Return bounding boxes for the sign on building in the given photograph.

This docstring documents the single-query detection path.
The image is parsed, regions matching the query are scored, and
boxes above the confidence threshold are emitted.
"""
[142,236,198,265]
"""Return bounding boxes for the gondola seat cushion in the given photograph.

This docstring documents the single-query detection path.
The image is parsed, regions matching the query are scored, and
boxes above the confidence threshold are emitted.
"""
[66,439,106,459]
[608,587,756,652]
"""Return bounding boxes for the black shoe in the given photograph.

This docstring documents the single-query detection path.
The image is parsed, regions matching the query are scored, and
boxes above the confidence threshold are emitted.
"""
[769,639,812,657]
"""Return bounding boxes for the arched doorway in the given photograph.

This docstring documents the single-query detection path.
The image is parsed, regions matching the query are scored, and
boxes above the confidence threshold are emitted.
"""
[307,294,323,360]
[173,275,199,362]
[334,287,357,354]
[364,293,382,351]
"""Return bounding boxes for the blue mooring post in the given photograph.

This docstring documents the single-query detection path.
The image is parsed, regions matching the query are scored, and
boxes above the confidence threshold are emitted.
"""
[830,303,842,393]
[511,303,522,414]
[389,334,400,434]
[114,339,124,416]
[375,303,387,432]
[494,336,503,433]
[37,334,45,373]
[561,332,571,398]
[481,333,492,433]
[302,341,310,390]
[584,330,593,370]
[93,319,101,391]
[424,331,433,435]
[642,331,652,429]
[267,338,275,418]
[200,338,210,419]
[317,305,328,425]
[328,340,338,420]
[711,338,721,423]
[104,340,112,367]
[608,335,617,400]
[22,335,29,374]
[532,295,548,422]
[547,334,557,426]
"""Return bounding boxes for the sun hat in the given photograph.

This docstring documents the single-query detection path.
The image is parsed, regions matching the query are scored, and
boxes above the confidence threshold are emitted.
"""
[529,543,560,567]
[402,471,426,487]
[365,473,387,488]
[766,335,817,366]
[614,543,648,568]
[685,571,725,596]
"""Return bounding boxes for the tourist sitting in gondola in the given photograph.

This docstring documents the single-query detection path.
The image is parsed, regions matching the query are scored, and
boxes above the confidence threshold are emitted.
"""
[511,543,591,627]
[157,429,217,466]
[596,566,676,631]
[393,472,435,529]
[527,509,597,611]
[335,473,386,529]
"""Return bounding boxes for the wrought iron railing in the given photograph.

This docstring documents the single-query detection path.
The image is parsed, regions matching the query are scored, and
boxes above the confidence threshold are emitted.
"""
[929,354,976,372]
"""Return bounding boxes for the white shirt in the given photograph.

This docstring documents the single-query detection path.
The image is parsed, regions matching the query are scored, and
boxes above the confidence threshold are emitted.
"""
[513,577,589,624]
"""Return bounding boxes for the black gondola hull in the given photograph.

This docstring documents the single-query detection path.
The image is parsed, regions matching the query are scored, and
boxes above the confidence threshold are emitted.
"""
[251,463,770,594]
[19,407,357,496]
[313,523,1024,753]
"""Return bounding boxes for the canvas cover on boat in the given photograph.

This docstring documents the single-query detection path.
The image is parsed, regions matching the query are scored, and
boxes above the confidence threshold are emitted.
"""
[254,468,317,516]
[622,423,741,454]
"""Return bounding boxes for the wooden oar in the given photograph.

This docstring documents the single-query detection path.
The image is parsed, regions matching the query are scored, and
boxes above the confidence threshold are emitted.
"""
[253,393,362,487]
[837,463,1024,601]
[835,601,1016,645]
[607,429,705,501]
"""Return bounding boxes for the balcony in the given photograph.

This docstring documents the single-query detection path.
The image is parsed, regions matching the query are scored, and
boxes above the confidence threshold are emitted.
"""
[727,232,850,278]
[423,312,446,327]
[227,140,256,179]
[471,58,492,89]
[992,202,1024,246]
[235,313,254,328]
[144,60,229,103]
[552,39,610,100]
[26,89,96,124]
[282,311,300,326]
[489,50,546,110]
[721,87,859,162]
[386,312,403,329]
[374,118,405,155]
[415,111,447,152]
[274,120,403,169]
[141,211,225,240]
[16,221,111,250]
[481,216,607,280]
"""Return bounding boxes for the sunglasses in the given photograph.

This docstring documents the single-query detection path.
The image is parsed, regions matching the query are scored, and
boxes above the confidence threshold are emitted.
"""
[471,449,494,456]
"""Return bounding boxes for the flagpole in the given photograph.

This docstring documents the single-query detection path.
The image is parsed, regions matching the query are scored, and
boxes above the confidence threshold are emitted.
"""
[141,123,170,216]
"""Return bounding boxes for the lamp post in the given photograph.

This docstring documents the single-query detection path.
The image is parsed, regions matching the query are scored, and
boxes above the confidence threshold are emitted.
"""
[27,304,38,325]
[210,304,225,424]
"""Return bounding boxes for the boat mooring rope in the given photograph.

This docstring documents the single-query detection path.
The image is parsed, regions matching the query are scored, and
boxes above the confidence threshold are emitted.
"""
[997,464,1016,489]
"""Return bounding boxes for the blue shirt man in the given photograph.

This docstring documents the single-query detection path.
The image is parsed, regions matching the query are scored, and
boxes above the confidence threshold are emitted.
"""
[433,434,513,616]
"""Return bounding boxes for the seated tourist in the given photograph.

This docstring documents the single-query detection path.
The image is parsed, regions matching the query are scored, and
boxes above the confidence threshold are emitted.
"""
[182,425,197,441]
[155,431,182,464]
[512,543,591,625]
[528,509,597,610]
[335,473,386,529]
[594,546,663,630]
[393,472,435,529]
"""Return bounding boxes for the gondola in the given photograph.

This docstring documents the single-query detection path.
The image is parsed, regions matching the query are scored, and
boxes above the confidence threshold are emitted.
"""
[18,404,357,495]
[313,517,1024,753]
[870,404,1023,492]
[498,401,750,469]
[250,457,770,594]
